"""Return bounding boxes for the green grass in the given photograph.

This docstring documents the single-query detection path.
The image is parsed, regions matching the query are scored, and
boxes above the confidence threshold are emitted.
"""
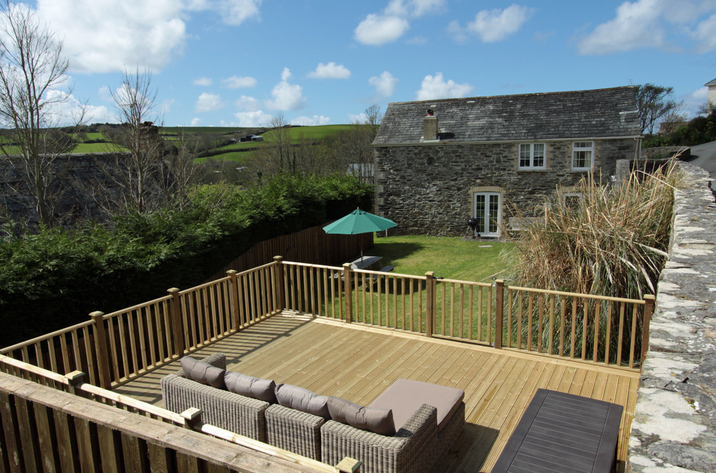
[365,235,514,283]
[196,152,249,164]
[71,143,125,153]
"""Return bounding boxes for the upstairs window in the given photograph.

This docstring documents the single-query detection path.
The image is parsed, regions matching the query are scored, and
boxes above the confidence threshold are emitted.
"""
[572,141,594,171]
[518,143,545,169]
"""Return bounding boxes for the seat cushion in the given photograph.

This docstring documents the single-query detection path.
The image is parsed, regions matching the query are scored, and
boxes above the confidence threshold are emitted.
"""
[275,383,330,419]
[180,356,226,389]
[327,396,396,436]
[369,379,464,431]
[224,371,277,403]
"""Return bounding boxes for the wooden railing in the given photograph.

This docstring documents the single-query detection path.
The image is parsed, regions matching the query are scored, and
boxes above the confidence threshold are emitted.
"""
[1,261,282,389]
[0,355,358,473]
[281,262,654,370]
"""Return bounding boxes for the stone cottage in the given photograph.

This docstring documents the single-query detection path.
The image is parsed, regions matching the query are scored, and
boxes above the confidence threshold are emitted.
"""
[373,86,642,237]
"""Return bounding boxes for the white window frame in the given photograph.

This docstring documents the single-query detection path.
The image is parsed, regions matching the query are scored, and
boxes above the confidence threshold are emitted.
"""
[572,141,594,171]
[472,192,501,237]
[518,143,546,170]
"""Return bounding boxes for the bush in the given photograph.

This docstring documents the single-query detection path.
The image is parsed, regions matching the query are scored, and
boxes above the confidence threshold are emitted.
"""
[0,174,373,347]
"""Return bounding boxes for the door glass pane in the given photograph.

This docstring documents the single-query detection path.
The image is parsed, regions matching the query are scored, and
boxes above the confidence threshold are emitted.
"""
[488,195,499,233]
[475,195,485,233]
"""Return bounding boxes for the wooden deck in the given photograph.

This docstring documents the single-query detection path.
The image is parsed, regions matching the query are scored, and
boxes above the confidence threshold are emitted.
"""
[115,314,639,473]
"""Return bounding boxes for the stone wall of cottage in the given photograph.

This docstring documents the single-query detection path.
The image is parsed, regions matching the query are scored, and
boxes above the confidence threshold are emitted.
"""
[374,138,638,236]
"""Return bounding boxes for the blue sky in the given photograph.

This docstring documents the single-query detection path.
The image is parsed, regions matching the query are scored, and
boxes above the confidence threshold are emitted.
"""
[21,0,716,127]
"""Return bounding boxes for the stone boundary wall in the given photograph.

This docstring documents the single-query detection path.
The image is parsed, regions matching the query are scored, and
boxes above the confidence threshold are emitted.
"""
[628,163,716,472]
[642,146,691,160]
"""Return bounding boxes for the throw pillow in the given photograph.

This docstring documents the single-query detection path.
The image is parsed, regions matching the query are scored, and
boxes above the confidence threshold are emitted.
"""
[327,396,396,436]
[180,356,226,389]
[275,384,330,419]
[224,371,277,403]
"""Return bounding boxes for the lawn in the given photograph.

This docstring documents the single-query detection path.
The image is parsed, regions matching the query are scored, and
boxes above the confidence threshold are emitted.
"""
[365,235,515,283]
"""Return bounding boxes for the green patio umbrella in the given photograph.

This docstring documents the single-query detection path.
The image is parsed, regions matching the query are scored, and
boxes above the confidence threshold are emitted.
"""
[323,208,397,260]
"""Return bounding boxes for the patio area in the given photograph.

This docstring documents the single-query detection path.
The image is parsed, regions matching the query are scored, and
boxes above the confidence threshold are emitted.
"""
[115,313,640,473]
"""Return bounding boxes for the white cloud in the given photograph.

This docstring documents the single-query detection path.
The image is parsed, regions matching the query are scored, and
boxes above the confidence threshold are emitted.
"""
[369,71,398,97]
[385,0,446,18]
[578,0,666,55]
[465,4,534,43]
[447,20,468,43]
[355,14,410,45]
[415,73,473,101]
[218,0,263,26]
[693,13,716,52]
[190,117,203,126]
[348,112,368,123]
[290,115,332,126]
[36,0,186,73]
[222,76,257,88]
[265,68,306,111]
[233,110,273,126]
[195,92,224,112]
[682,86,709,116]
[236,95,261,111]
[308,62,351,79]
[43,89,115,125]
[194,77,213,86]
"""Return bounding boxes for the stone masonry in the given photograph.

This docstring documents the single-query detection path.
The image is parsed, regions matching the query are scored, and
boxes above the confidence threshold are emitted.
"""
[375,138,637,236]
[628,162,716,472]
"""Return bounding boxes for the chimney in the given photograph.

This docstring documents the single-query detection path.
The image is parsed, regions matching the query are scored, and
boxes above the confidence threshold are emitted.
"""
[423,109,438,141]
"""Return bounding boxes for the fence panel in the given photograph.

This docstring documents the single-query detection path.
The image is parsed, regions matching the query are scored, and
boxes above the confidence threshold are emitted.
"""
[434,279,494,344]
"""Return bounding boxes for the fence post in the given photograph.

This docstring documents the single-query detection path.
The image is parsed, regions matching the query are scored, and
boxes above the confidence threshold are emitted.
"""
[181,408,203,431]
[273,256,285,313]
[66,371,87,397]
[227,270,241,330]
[343,263,353,324]
[167,288,185,358]
[425,272,435,338]
[90,311,112,389]
[494,280,505,349]
[641,295,655,363]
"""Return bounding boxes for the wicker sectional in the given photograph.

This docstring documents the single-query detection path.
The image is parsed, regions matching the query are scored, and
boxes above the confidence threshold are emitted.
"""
[160,353,465,473]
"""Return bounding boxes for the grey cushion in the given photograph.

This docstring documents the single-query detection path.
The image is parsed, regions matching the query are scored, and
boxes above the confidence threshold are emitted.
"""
[369,379,464,431]
[180,356,226,389]
[224,371,277,403]
[275,384,330,419]
[327,396,396,436]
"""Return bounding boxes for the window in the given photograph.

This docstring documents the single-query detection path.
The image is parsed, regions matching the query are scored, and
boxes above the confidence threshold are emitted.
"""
[519,143,545,169]
[473,192,501,237]
[572,141,594,171]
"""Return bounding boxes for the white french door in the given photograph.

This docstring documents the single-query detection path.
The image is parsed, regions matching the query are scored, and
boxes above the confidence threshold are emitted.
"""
[473,193,501,237]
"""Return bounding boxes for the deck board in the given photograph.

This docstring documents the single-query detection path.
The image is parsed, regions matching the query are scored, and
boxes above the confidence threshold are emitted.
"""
[114,314,639,473]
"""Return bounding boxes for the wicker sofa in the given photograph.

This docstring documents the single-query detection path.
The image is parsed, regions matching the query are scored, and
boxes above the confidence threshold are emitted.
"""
[160,354,465,473]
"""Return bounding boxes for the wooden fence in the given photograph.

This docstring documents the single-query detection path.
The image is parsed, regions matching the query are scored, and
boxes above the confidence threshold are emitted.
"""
[207,224,373,281]
[0,357,358,473]
[280,261,654,371]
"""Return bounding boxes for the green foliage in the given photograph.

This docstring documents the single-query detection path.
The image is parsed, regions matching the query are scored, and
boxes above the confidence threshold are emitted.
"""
[0,174,373,347]
[643,108,716,147]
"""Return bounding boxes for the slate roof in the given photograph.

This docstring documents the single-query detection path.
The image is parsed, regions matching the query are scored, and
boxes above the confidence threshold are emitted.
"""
[705,78,716,87]
[373,86,641,145]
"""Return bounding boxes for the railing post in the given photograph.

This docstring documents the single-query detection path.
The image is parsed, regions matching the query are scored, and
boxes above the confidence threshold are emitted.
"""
[494,280,505,349]
[168,288,185,358]
[336,457,362,473]
[227,270,241,330]
[343,263,353,324]
[181,408,203,431]
[90,311,112,389]
[66,371,86,397]
[273,256,285,313]
[641,295,655,363]
[425,272,435,337]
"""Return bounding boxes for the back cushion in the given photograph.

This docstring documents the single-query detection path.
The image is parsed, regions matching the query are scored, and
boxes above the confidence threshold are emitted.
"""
[327,396,396,436]
[224,371,277,403]
[180,356,226,389]
[275,384,330,419]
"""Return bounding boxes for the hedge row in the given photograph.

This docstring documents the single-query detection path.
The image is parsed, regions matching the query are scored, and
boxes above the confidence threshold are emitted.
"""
[0,174,373,347]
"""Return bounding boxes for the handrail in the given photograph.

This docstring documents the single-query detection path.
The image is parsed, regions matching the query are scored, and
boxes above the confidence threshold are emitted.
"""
[506,285,645,304]
[0,319,93,353]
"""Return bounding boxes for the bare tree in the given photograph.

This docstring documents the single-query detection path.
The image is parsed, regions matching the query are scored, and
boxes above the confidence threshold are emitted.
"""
[100,70,165,214]
[159,130,204,208]
[0,1,82,227]
[635,84,681,135]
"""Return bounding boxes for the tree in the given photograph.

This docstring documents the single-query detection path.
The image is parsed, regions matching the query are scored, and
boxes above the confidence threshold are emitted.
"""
[0,1,83,227]
[99,70,165,214]
[635,84,681,135]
